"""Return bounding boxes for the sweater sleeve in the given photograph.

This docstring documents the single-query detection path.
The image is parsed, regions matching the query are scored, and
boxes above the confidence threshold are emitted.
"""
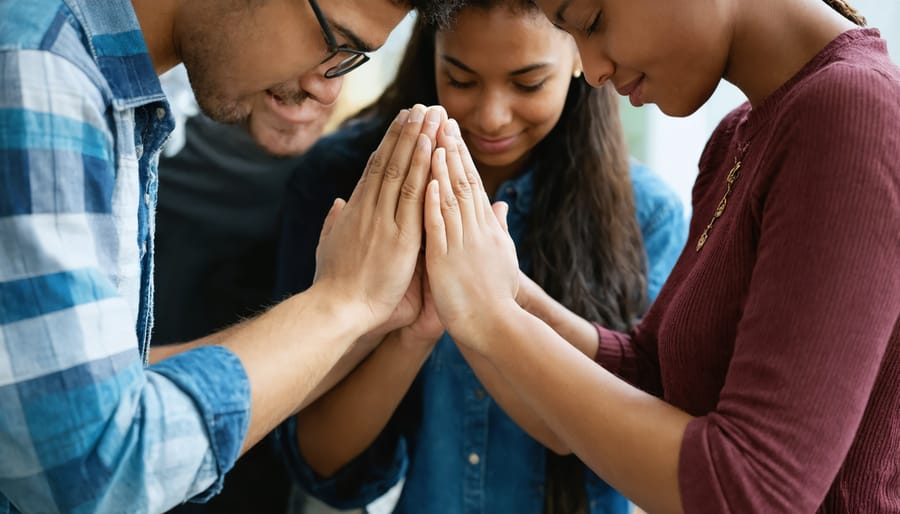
[679,64,900,513]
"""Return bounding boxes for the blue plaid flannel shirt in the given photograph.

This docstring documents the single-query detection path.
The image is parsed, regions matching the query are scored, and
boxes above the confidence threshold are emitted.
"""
[0,1,251,512]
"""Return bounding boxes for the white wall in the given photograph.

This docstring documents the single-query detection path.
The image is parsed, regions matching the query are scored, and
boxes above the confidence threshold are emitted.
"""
[335,3,899,209]
[638,1,899,207]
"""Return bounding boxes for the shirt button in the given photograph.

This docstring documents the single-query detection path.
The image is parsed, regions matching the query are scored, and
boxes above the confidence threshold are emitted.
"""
[475,389,485,399]
[468,453,480,465]
[156,107,166,120]
[505,187,514,195]
[141,242,147,255]
[144,192,151,206]
[135,144,143,160]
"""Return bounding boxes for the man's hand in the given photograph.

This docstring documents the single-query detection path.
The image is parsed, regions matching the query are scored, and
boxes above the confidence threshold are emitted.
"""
[312,105,444,332]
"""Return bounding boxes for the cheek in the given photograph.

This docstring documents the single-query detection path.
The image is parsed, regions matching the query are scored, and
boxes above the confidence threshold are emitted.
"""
[436,86,475,125]
[520,84,569,138]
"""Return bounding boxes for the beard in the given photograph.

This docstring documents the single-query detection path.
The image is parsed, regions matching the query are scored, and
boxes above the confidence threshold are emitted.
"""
[182,51,250,125]
[177,4,252,125]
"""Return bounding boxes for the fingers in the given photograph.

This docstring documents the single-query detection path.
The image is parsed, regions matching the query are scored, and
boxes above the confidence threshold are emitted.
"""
[431,148,464,249]
[424,179,448,256]
[320,198,347,238]
[457,136,496,225]
[438,119,488,226]
[491,201,510,233]
[349,109,409,207]
[393,133,432,238]
[377,105,433,222]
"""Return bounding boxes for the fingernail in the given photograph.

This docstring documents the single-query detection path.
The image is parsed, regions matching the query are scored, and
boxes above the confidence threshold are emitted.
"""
[410,106,425,123]
[425,108,441,124]
[443,120,455,137]
[450,119,461,138]
[396,109,409,124]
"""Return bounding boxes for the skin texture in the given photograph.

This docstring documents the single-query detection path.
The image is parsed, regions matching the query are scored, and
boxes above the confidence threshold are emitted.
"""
[240,81,337,157]
[133,0,406,153]
[434,7,579,192]
[533,0,853,115]
[135,0,442,464]
[422,1,861,513]
[292,5,596,479]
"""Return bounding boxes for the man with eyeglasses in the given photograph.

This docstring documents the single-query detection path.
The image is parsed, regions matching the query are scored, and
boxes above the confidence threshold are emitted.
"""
[0,1,459,513]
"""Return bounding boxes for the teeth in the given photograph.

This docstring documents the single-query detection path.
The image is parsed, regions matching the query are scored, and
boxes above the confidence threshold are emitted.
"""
[267,90,286,104]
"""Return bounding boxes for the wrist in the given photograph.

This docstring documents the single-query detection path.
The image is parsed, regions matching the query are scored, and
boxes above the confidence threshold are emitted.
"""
[394,327,440,352]
[302,282,377,338]
[448,298,524,351]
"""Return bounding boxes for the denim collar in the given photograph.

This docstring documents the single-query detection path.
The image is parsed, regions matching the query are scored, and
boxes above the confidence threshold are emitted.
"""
[64,0,166,109]
[494,164,536,215]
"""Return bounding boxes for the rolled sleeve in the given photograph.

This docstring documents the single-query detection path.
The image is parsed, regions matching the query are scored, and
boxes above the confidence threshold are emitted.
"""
[274,417,407,509]
[148,345,251,502]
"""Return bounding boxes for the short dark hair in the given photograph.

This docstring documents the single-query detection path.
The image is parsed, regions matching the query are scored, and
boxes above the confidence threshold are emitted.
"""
[393,0,467,27]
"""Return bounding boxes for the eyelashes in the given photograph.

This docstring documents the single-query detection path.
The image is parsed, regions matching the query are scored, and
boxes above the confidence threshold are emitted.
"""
[445,74,548,94]
[584,10,603,37]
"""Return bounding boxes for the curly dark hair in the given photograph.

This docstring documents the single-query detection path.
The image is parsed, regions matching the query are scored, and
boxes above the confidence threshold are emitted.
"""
[393,0,468,27]
[352,2,647,513]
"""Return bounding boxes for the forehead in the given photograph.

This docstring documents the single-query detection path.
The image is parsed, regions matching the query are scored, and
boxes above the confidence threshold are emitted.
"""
[317,0,411,50]
[438,7,569,61]
[533,0,595,26]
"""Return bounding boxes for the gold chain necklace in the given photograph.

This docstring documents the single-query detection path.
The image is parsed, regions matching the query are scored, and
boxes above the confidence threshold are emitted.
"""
[696,143,748,252]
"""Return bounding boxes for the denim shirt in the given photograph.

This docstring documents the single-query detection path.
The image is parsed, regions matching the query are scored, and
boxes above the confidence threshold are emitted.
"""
[0,1,250,513]
[275,119,688,514]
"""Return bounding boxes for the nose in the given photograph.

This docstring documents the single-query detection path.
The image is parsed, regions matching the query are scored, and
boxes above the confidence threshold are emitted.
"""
[475,87,513,135]
[575,39,615,88]
[297,60,344,106]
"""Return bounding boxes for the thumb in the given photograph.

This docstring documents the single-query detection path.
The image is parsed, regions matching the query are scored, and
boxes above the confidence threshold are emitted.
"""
[491,201,510,233]
[320,198,347,239]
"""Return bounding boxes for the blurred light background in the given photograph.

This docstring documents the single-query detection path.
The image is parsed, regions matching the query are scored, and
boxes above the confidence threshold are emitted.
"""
[331,1,899,210]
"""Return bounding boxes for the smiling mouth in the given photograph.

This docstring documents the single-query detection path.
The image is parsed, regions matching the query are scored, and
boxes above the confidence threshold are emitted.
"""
[266,89,307,106]
[468,133,520,154]
[615,75,644,97]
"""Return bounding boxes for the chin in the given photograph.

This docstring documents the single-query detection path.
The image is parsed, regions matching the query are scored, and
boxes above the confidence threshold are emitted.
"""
[251,130,317,157]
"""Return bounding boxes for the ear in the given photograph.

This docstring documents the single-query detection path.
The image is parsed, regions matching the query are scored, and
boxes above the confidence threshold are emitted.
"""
[572,51,583,79]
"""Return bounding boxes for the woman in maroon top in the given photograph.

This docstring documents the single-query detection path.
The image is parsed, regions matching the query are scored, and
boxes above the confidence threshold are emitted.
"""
[419,0,899,512]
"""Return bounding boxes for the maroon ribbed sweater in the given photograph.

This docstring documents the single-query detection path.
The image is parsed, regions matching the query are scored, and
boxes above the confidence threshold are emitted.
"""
[596,29,899,513]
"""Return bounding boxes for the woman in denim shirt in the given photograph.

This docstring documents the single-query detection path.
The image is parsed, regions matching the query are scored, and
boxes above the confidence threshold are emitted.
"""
[274,2,686,513]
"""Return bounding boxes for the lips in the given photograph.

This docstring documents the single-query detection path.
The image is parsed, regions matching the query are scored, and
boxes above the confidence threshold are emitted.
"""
[264,89,317,124]
[615,75,646,107]
[467,133,520,154]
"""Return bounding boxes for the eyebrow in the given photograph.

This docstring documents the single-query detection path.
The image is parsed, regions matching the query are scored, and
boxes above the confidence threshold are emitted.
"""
[330,18,376,53]
[442,56,551,77]
[554,0,575,24]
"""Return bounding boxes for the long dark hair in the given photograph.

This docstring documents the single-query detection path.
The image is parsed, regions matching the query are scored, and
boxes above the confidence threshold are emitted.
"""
[823,0,866,26]
[351,3,648,513]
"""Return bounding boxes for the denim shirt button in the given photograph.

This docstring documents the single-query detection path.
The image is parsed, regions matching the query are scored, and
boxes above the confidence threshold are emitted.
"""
[141,241,147,256]
[135,144,143,160]
[144,192,151,206]
[468,453,480,465]
[475,389,485,398]
[156,107,166,120]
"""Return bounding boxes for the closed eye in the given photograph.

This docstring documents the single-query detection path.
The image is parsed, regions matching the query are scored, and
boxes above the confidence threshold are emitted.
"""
[585,11,603,37]
[447,75,476,89]
[515,80,547,93]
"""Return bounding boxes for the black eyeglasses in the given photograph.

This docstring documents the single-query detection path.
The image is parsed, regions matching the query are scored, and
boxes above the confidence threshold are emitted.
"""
[307,0,371,78]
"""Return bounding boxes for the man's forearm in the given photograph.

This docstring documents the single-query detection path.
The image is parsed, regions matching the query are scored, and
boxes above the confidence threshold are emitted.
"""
[215,284,373,454]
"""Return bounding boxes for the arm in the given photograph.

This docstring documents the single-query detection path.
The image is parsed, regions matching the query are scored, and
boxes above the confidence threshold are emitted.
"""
[295,328,436,477]
[0,41,433,514]
[179,105,442,451]
[426,78,900,514]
